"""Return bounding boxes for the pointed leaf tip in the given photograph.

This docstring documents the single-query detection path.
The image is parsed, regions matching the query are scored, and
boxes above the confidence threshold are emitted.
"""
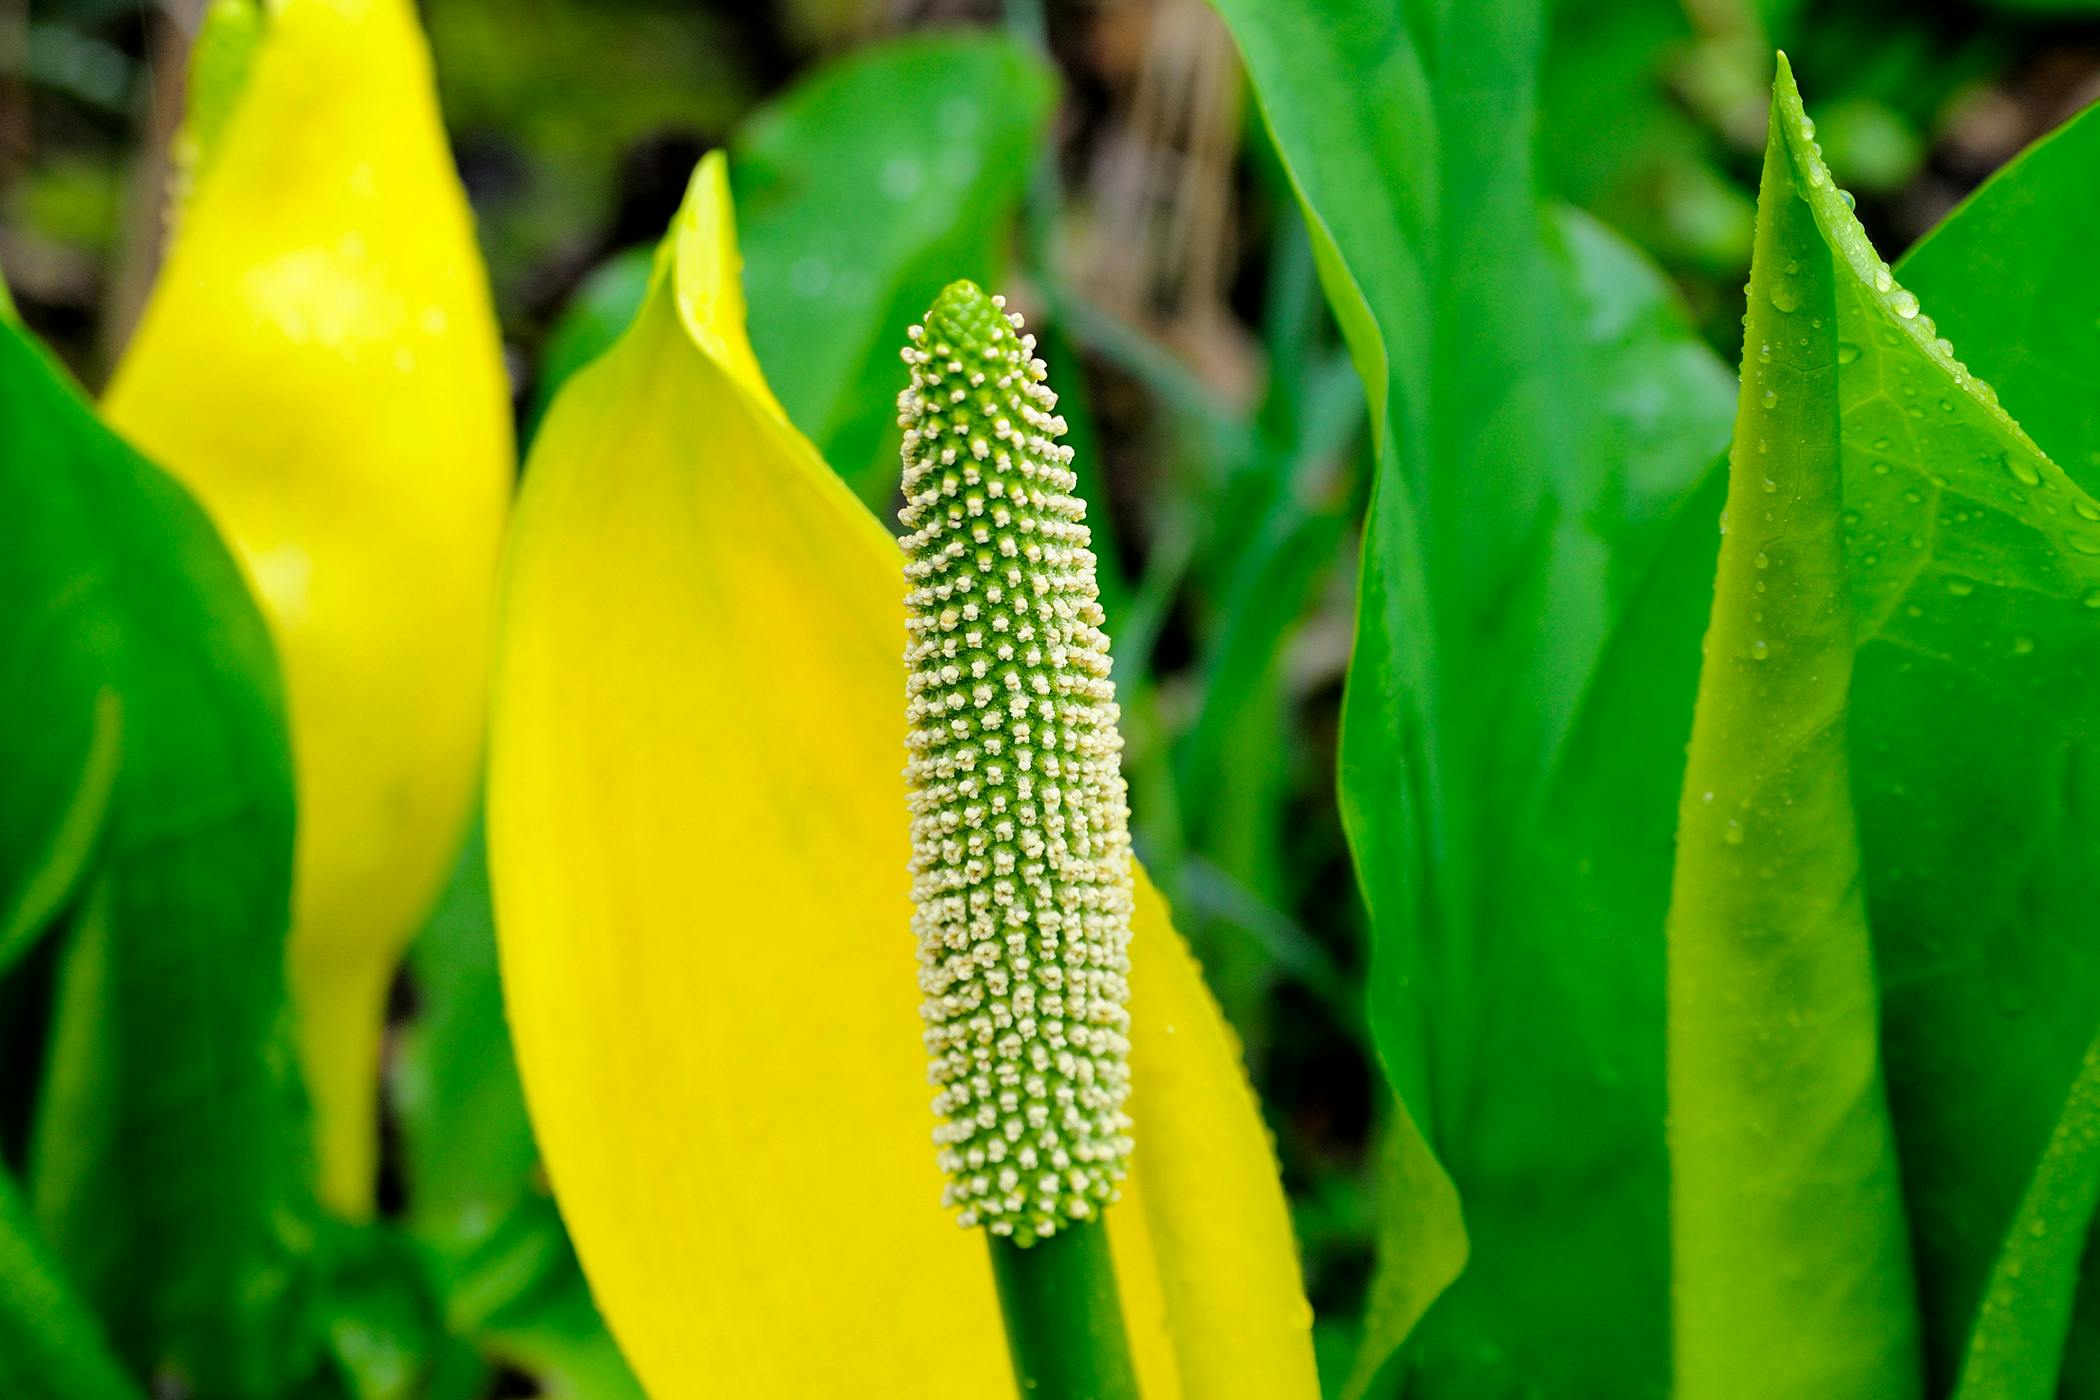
[666,151,783,420]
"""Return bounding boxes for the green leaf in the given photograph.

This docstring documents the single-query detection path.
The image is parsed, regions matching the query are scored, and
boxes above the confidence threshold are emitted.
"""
[315,1222,485,1400]
[525,248,653,445]
[1886,99,2100,1398]
[1951,1025,2100,1400]
[465,1205,643,1400]
[1340,1099,1468,1400]
[393,819,639,1396]
[527,34,1054,508]
[0,1168,140,1400]
[0,321,319,1396]
[1557,72,2100,1390]
[734,32,1052,507]
[0,690,119,974]
[1737,70,2100,1384]
[396,819,537,1267]
[1664,60,1921,1393]
[1207,0,1733,1387]
[174,0,265,197]
[1898,102,2100,481]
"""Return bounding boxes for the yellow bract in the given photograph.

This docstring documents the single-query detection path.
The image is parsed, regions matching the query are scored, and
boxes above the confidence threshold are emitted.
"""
[104,0,513,1217]
[488,152,1320,1398]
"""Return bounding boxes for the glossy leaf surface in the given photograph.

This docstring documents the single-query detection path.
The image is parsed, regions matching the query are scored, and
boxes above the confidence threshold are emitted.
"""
[1565,67,2100,1395]
[1952,1027,2100,1400]
[0,322,315,1397]
[1665,64,1919,1394]
[1207,0,1735,1387]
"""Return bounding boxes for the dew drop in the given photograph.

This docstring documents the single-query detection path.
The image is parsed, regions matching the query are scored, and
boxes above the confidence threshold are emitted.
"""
[1890,288,1920,320]
[2013,635,2036,656]
[1755,551,1770,570]
[1836,342,1862,364]
[2073,498,2100,522]
[1762,388,1778,408]
[1946,577,1976,597]
[2006,452,2042,488]
[1768,282,1801,314]
[1750,640,1770,661]
[2083,587,2100,610]
[1873,267,1894,293]
[1762,477,1778,494]
[1725,818,1747,845]
[1840,189,1857,210]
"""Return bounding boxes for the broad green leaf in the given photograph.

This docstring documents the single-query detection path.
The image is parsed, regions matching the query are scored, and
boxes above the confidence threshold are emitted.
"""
[1340,1101,1468,1400]
[1553,71,2100,1392]
[460,1201,644,1400]
[393,819,641,1395]
[525,249,653,443]
[1665,62,1920,1393]
[0,322,317,1395]
[0,690,119,973]
[395,820,536,1267]
[1208,0,1733,1386]
[734,32,1052,506]
[1888,99,2100,1398]
[526,34,1052,508]
[314,1222,485,1400]
[1899,103,2100,481]
[0,1169,140,1400]
[1951,1026,2100,1400]
[1773,78,2100,1386]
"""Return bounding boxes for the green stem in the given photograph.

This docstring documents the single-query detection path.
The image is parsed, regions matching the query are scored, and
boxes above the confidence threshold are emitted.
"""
[988,1223,1141,1399]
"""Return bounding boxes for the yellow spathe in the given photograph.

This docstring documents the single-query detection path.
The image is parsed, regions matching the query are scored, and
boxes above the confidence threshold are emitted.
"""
[488,152,1320,1398]
[104,0,513,1217]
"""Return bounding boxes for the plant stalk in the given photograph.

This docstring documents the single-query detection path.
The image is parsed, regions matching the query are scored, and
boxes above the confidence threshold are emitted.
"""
[988,1222,1141,1398]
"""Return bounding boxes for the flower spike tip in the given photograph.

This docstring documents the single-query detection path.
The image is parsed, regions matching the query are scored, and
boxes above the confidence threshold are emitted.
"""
[898,280,1135,1247]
